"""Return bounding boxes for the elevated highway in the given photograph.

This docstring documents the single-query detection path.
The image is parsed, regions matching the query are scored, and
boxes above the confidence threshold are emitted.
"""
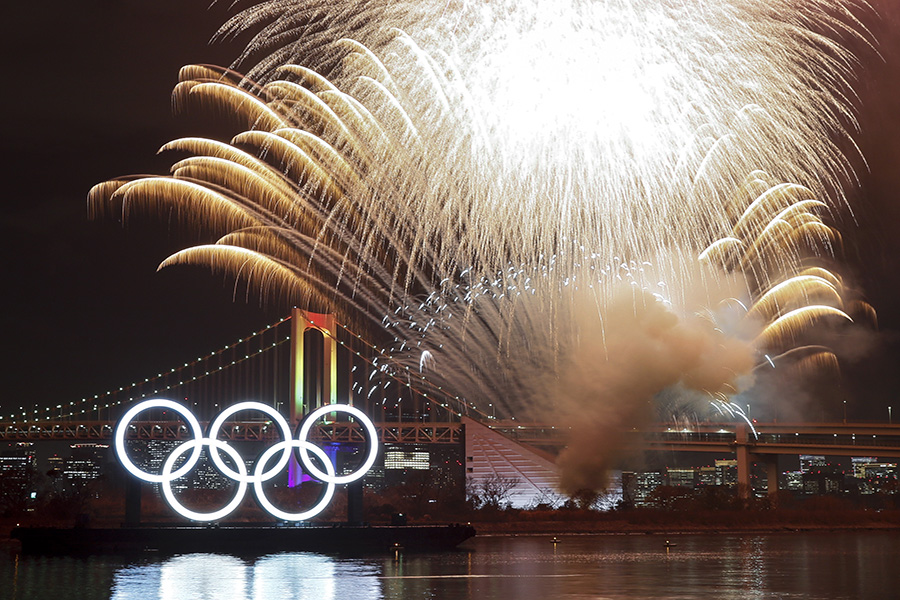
[492,421,900,495]
[4,419,899,455]
[491,421,900,457]
[0,420,463,445]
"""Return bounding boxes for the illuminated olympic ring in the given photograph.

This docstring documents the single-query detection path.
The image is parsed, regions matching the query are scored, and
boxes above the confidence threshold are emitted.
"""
[114,399,378,522]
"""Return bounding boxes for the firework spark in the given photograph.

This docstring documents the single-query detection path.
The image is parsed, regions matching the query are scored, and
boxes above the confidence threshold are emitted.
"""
[91,0,874,494]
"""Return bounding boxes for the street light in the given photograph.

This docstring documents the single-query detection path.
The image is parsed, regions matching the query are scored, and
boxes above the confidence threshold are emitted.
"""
[843,400,847,424]
[889,406,893,425]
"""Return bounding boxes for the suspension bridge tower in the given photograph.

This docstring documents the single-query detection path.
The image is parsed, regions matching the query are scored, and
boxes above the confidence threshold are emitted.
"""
[288,308,341,488]
[289,308,339,424]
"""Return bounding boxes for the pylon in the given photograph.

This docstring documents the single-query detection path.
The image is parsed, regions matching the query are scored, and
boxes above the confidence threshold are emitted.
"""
[288,308,338,487]
[290,308,338,422]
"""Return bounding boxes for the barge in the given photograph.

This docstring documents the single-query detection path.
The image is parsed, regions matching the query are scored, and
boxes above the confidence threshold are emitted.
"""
[11,523,476,555]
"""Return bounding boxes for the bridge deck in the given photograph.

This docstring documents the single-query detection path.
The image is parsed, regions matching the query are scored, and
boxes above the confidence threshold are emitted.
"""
[3,420,900,457]
[0,421,463,444]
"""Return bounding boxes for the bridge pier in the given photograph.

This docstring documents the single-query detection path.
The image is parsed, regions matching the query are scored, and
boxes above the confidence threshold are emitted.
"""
[124,475,141,527]
[763,455,779,502]
[736,423,752,498]
[736,445,752,497]
[736,424,780,501]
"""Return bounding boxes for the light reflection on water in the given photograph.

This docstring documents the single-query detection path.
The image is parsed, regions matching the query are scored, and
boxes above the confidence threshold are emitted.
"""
[4,531,899,600]
[112,553,382,600]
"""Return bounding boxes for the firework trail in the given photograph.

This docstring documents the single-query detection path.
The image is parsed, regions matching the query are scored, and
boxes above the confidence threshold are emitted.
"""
[91,0,875,493]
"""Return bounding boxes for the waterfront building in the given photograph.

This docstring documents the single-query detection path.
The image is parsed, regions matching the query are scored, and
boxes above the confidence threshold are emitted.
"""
[851,457,878,479]
[697,465,717,487]
[799,455,829,474]
[715,459,738,487]
[384,447,430,471]
[189,456,232,491]
[783,470,804,492]
[667,468,696,489]
[634,471,665,506]
[859,462,897,479]
[851,460,898,494]
[126,440,255,492]
[802,472,843,494]
[382,444,464,499]
[0,443,37,506]
[63,443,109,488]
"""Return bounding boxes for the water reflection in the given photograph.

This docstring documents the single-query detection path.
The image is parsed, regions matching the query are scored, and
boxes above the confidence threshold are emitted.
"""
[111,553,381,600]
[5,532,899,600]
[254,553,380,599]
[4,553,121,600]
[253,554,333,599]
[161,555,248,599]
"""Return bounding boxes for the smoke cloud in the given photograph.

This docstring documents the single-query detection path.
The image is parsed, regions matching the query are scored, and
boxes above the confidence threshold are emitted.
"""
[533,288,755,496]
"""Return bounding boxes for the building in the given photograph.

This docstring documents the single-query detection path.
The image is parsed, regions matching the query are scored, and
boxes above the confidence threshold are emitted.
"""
[851,457,878,479]
[715,459,738,487]
[63,443,109,488]
[384,447,430,472]
[463,418,559,508]
[859,462,898,480]
[634,471,665,506]
[851,459,898,494]
[802,472,843,495]
[783,470,803,492]
[0,443,37,507]
[125,440,256,492]
[799,455,829,474]
[697,466,717,487]
[667,468,696,489]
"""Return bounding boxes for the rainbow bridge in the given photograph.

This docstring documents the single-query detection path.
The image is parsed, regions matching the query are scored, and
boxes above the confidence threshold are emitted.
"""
[4,311,898,503]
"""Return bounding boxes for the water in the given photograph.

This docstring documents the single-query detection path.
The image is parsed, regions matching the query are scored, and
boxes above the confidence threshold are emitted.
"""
[4,531,898,599]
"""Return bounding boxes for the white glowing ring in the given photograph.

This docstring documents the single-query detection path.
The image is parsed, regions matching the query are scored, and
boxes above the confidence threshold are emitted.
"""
[114,399,204,483]
[207,401,293,483]
[252,440,336,521]
[296,404,379,484]
[114,399,378,522]
[160,438,248,522]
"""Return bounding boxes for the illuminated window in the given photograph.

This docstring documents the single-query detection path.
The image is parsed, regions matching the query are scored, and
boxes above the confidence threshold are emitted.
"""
[384,450,429,470]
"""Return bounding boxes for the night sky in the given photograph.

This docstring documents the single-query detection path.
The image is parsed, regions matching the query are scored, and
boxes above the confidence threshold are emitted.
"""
[3,1,899,421]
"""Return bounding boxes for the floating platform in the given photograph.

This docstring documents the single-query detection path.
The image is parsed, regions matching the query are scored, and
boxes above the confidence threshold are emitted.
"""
[11,523,476,555]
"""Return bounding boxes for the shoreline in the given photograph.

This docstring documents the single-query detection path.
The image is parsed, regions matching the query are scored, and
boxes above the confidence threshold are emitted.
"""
[4,507,898,546]
[461,506,900,535]
[467,521,900,536]
[2,520,897,553]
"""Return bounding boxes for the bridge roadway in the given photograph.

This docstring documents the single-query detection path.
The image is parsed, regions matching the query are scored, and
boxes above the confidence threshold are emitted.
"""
[4,419,900,456]
[497,420,900,496]
[0,420,464,445]
[493,421,900,458]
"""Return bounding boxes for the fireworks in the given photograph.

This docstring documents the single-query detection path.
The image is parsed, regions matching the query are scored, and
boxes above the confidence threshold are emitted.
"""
[91,0,875,492]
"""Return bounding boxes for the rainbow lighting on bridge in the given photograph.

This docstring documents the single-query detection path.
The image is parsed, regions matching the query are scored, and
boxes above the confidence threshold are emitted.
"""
[114,399,378,522]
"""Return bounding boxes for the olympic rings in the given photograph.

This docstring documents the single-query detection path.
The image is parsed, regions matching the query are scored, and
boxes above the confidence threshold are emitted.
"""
[114,399,378,522]
[253,440,335,521]
[115,399,204,483]
[207,401,293,482]
[297,404,379,484]
[161,438,248,522]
